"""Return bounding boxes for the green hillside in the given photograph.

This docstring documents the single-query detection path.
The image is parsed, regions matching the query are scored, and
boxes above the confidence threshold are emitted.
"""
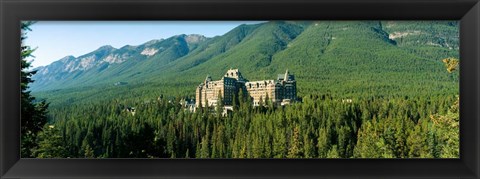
[32,21,459,108]
[24,21,460,159]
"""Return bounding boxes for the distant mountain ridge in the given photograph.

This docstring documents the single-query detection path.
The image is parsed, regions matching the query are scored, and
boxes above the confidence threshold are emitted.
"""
[30,21,459,101]
[31,34,209,91]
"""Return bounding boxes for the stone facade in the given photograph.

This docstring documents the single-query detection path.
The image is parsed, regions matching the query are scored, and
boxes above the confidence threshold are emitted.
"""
[195,69,296,109]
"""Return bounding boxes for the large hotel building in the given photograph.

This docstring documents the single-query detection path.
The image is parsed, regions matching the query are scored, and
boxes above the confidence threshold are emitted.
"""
[195,69,297,110]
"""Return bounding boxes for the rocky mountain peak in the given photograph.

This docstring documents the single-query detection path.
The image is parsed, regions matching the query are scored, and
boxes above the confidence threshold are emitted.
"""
[184,34,207,44]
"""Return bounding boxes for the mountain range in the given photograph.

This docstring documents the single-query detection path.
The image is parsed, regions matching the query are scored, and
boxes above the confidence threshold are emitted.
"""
[30,21,459,106]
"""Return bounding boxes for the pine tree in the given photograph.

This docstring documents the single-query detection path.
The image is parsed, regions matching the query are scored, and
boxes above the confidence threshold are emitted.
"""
[33,126,68,158]
[303,134,315,158]
[20,21,50,158]
[317,128,330,158]
[216,90,224,118]
[287,126,302,158]
[326,145,340,158]
[428,58,459,158]
[238,89,245,107]
[273,128,287,158]
[200,135,210,158]
[84,143,95,158]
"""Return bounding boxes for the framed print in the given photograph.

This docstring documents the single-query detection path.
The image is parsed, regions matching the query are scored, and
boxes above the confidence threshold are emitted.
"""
[1,0,479,178]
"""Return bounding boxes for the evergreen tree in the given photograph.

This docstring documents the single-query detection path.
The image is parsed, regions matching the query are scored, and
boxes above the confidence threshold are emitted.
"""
[326,145,340,158]
[83,143,95,158]
[20,21,50,158]
[429,58,459,158]
[303,134,315,158]
[287,126,302,158]
[199,135,210,158]
[273,128,287,158]
[317,128,331,158]
[33,126,68,158]
[216,90,224,117]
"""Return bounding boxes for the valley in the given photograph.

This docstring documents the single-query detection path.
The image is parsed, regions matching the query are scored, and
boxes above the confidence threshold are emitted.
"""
[24,21,460,159]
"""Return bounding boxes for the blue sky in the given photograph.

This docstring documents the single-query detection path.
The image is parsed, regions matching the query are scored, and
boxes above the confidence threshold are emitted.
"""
[24,21,264,68]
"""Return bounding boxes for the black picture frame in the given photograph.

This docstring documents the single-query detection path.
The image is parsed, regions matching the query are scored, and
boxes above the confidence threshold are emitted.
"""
[1,0,479,178]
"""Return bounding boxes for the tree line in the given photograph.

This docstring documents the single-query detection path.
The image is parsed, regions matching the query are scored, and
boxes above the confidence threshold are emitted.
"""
[29,92,458,158]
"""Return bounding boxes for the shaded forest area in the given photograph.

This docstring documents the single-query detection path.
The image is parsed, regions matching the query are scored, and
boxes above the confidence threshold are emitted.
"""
[32,92,459,158]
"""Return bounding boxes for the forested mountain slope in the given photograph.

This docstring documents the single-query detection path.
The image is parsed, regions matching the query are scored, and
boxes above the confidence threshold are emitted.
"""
[25,21,460,159]
[31,21,459,107]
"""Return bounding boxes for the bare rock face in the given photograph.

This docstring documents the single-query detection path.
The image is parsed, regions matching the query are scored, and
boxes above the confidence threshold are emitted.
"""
[185,34,207,44]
